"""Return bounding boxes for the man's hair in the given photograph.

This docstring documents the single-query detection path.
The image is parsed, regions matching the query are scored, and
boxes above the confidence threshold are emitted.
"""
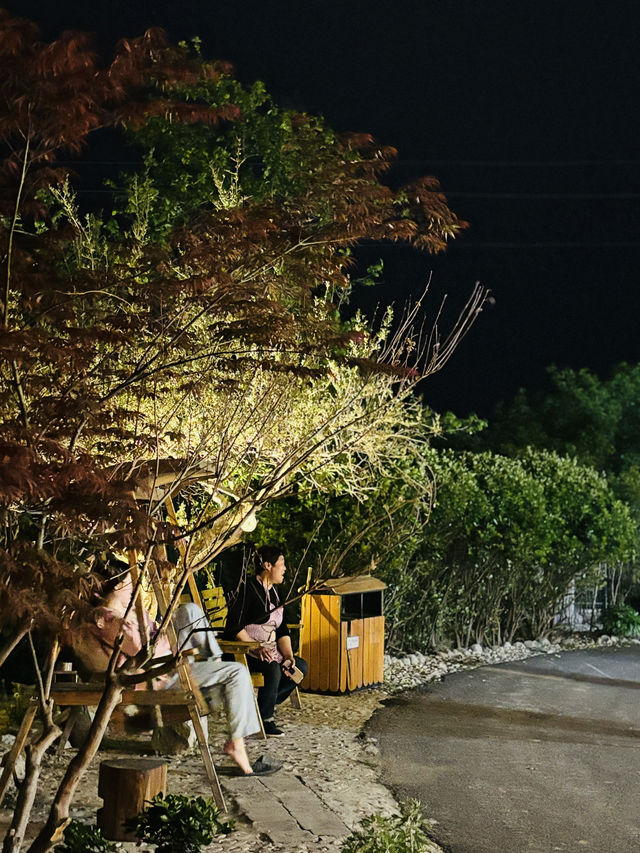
[255,544,285,570]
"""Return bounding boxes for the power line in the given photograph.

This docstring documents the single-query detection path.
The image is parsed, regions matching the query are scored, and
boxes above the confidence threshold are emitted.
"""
[393,159,640,167]
[364,241,640,249]
[446,193,640,200]
[70,187,640,200]
[453,242,640,249]
[56,158,640,168]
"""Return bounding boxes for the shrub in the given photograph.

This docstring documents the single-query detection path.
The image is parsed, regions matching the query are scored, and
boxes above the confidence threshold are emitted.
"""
[341,799,437,853]
[601,603,640,637]
[124,793,234,853]
[0,686,34,735]
[56,820,116,853]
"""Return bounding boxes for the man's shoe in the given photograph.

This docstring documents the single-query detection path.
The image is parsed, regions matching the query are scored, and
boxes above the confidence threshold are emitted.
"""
[263,720,284,737]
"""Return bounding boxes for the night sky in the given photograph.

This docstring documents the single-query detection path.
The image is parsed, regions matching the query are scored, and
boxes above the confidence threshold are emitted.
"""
[4,1,639,417]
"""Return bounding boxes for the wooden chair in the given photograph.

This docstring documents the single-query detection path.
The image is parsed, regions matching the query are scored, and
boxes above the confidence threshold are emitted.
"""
[0,648,227,811]
[1,461,257,813]
[0,554,229,811]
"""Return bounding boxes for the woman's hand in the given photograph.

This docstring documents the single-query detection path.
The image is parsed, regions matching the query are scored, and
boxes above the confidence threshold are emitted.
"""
[257,644,277,662]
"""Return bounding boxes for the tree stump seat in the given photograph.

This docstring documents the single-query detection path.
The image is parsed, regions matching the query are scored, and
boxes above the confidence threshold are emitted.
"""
[97,758,167,841]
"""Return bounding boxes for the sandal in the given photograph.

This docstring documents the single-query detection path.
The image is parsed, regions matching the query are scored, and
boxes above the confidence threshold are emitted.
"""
[239,755,282,777]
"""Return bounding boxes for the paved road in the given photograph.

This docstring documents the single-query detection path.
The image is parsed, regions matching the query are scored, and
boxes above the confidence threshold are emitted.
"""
[367,647,640,853]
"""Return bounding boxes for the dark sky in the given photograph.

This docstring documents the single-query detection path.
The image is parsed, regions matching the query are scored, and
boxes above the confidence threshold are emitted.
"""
[5,0,640,416]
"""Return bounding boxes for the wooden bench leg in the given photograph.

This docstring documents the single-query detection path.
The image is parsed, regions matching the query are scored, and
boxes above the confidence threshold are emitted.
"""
[252,687,266,739]
[0,703,37,805]
[288,686,302,710]
[188,705,226,812]
[54,708,79,756]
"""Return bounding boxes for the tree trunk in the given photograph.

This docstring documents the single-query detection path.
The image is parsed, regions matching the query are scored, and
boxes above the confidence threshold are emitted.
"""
[26,681,123,853]
[2,720,62,853]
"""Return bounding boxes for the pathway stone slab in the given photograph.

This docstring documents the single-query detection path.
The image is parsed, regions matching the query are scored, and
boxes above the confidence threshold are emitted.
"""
[222,769,350,845]
[260,771,351,837]
[223,776,312,844]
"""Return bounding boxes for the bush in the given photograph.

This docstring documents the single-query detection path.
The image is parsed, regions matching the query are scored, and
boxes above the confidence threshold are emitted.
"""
[601,603,640,637]
[124,793,234,853]
[56,820,116,853]
[0,685,34,735]
[341,800,436,853]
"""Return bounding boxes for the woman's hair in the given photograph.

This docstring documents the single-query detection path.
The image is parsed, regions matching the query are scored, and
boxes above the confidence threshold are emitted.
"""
[92,560,130,603]
[255,544,285,571]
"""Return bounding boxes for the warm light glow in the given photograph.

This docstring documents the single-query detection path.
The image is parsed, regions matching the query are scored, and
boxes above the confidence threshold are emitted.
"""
[240,511,258,533]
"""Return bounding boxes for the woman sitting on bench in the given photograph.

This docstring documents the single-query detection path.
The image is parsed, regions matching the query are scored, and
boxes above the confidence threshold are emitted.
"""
[224,545,307,737]
[69,572,279,776]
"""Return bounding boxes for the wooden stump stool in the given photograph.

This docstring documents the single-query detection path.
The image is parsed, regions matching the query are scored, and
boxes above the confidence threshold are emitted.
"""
[97,758,167,841]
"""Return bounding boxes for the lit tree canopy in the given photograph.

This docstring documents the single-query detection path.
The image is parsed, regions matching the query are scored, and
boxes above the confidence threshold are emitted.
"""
[0,10,483,640]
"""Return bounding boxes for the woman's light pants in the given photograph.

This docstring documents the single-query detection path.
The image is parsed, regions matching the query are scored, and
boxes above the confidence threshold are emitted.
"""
[165,603,261,741]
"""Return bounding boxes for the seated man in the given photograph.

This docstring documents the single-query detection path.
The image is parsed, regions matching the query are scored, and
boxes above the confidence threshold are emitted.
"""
[69,573,278,776]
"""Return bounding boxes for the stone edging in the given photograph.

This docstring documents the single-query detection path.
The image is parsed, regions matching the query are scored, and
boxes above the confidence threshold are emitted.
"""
[383,634,640,692]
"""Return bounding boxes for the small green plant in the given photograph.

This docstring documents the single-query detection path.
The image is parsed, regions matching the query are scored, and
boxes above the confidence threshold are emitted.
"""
[56,820,116,853]
[0,685,34,735]
[124,793,234,853]
[601,603,640,637]
[341,799,436,853]
[0,705,10,735]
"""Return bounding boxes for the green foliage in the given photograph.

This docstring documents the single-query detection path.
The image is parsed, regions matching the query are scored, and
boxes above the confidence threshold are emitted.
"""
[254,361,640,652]
[484,362,640,613]
[124,793,233,853]
[0,706,9,736]
[257,403,635,651]
[8,685,33,729]
[601,603,640,637]
[56,820,116,853]
[252,407,485,610]
[0,685,34,735]
[252,404,442,623]
[256,458,430,580]
[341,800,435,853]
[116,72,344,239]
[382,447,634,649]
[479,364,638,465]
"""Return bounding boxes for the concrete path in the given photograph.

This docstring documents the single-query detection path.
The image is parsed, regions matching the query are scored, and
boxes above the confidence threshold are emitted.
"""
[367,646,640,853]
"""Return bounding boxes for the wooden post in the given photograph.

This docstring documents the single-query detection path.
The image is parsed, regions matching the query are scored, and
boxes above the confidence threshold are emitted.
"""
[0,701,37,805]
[97,758,167,841]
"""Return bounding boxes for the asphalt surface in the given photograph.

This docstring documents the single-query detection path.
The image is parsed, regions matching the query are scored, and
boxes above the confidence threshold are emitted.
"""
[367,646,640,853]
